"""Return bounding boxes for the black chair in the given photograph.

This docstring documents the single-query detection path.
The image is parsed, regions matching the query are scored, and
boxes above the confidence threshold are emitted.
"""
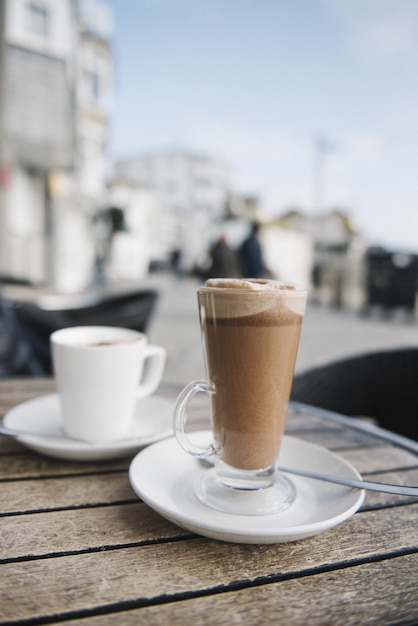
[291,348,418,441]
[10,289,159,375]
[0,295,46,376]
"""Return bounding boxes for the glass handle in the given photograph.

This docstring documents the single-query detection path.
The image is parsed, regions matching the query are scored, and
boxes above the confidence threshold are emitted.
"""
[173,379,216,457]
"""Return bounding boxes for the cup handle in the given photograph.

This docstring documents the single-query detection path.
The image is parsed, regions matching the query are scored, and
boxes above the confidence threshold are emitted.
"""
[136,345,166,398]
[173,379,217,458]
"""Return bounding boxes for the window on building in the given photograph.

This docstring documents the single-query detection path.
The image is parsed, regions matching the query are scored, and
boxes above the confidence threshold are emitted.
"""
[84,69,100,106]
[27,2,49,38]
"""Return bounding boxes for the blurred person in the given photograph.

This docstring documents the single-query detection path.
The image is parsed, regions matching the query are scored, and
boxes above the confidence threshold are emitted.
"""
[238,222,265,278]
[170,248,183,278]
[91,244,108,286]
[207,235,240,279]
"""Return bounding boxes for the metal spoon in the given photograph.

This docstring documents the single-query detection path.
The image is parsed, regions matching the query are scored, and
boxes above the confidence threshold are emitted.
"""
[199,457,418,497]
[278,465,418,497]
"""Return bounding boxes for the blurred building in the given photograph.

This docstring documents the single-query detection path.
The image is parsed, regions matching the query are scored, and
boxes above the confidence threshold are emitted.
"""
[104,179,163,283]
[275,208,367,308]
[0,0,113,290]
[115,151,233,272]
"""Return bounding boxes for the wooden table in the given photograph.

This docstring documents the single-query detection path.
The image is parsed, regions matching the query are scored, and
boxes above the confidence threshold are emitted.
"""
[1,378,418,625]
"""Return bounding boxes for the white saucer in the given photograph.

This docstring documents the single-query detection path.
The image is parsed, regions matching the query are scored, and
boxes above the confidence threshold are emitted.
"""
[129,433,365,544]
[3,394,174,461]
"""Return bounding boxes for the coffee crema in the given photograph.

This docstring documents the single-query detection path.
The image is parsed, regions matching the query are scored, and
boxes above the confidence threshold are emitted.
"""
[87,338,137,347]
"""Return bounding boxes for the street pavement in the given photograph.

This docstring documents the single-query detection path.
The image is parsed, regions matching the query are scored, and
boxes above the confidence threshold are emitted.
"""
[144,274,418,385]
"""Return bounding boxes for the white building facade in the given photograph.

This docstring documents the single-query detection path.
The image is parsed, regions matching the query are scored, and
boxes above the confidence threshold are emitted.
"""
[0,0,113,290]
[115,151,233,272]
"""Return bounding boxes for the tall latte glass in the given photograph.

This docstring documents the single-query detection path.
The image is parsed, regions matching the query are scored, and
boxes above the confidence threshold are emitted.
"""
[174,278,307,516]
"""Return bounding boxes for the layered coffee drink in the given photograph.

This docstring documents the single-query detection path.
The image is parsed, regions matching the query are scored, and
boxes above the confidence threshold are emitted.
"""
[199,278,307,471]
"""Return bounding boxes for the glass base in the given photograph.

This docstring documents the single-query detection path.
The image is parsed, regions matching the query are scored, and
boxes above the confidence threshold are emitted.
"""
[194,468,296,516]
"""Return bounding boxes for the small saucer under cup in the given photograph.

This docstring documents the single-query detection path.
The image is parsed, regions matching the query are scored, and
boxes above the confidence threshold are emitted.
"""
[128,433,365,544]
[3,394,174,461]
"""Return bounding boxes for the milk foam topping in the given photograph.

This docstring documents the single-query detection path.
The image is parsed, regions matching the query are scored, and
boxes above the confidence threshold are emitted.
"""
[201,279,307,319]
[205,278,298,292]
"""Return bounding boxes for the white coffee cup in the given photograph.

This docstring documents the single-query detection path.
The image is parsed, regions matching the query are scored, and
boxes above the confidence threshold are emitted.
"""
[51,326,166,443]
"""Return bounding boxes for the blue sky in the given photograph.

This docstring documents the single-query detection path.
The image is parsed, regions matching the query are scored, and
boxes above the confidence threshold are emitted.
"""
[106,0,418,251]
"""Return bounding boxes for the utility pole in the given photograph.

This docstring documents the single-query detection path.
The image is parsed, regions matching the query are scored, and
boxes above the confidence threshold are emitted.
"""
[313,135,336,213]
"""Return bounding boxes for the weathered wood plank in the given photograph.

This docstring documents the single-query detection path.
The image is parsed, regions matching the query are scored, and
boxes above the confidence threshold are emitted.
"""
[287,429,391,451]
[61,553,418,626]
[0,425,401,461]
[0,378,55,413]
[339,445,418,473]
[0,473,138,515]
[0,379,180,414]
[1,462,418,517]
[1,503,184,561]
[0,435,24,453]
[1,504,417,621]
[2,437,415,482]
[360,467,418,508]
[0,378,55,393]
[0,453,130,480]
